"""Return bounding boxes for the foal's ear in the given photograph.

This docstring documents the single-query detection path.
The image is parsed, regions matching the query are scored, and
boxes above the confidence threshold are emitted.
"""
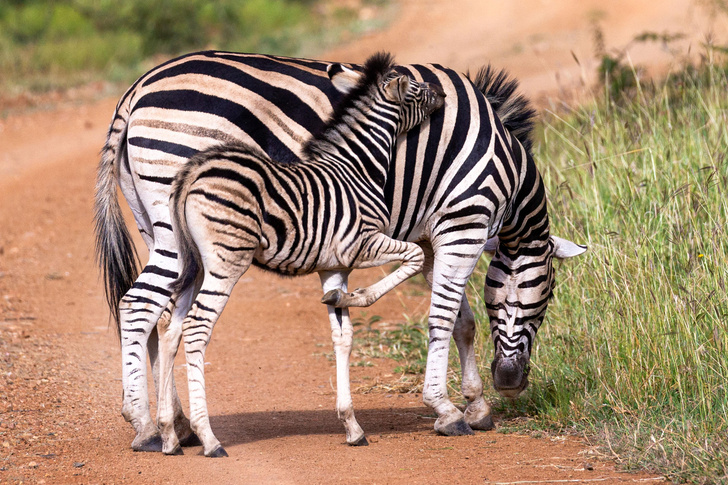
[382,75,411,102]
[327,63,362,94]
[551,235,587,259]
[483,236,499,255]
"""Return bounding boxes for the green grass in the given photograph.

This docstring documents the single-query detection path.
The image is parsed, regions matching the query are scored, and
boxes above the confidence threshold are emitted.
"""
[467,62,728,483]
[357,62,728,483]
[0,0,392,97]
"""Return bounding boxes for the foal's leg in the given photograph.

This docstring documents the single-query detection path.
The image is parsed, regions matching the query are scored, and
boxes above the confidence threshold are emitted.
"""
[156,286,198,455]
[321,233,424,308]
[319,270,368,446]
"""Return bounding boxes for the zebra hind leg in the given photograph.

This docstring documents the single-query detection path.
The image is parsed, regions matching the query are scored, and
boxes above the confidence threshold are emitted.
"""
[119,262,176,452]
[156,286,198,455]
[319,271,368,446]
[149,304,201,449]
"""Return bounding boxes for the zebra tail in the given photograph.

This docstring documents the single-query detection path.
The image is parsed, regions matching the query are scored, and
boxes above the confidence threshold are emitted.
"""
[93,104,139,342]
[469,65,537,153]
[169,160,202,295]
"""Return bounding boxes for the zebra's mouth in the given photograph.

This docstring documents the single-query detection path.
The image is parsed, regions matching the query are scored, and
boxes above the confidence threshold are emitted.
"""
[491,353,530,398]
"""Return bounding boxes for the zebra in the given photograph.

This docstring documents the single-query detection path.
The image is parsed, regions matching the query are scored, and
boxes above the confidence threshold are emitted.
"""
[161,52,445,456]
[94,50,586,454]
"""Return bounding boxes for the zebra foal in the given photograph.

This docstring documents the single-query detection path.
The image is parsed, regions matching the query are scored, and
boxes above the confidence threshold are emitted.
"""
[160,53,445,457]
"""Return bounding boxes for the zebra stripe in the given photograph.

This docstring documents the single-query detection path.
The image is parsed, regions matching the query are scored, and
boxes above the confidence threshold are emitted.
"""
[94,50,585,453]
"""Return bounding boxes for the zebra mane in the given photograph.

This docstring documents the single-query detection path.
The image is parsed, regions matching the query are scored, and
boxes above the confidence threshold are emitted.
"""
[303,51,396,157]
[468,65,536,154]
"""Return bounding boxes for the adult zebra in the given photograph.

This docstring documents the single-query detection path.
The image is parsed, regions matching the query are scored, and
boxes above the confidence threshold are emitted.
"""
[95,50,585,453]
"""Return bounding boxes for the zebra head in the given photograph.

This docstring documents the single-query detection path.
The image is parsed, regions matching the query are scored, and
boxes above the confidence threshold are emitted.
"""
[484,235,586,398]
[327,55,446,136]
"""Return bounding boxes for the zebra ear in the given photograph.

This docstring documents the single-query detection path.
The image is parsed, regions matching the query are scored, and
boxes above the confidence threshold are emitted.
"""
[383,75,410,102]
[483,236,499,255]
[551,235,587,259]
[327,63,362,94]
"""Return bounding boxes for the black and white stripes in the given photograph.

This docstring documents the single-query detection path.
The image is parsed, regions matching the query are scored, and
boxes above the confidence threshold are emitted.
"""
[94,50,585,454]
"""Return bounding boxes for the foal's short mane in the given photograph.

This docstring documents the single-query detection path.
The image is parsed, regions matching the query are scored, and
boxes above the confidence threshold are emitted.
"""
[303,52,396,158]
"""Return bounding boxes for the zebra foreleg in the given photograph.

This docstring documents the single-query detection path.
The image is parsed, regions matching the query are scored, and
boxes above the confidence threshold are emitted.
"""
[421,254,480,436]
[420,243,493,431]
[321,235,424,308]
[453,298,494,431]
[318,271,368,446]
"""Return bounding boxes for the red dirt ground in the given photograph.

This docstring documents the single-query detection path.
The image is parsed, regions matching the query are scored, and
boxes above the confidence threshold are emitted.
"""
[3,0,722,482]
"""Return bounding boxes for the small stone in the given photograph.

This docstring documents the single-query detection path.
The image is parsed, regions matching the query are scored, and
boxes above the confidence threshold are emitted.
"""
[28,461,38,468]
[73,462,84,468]
[584,462,594,471]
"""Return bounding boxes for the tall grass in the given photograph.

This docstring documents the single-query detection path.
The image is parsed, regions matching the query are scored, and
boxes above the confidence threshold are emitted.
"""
[467,62,728,483]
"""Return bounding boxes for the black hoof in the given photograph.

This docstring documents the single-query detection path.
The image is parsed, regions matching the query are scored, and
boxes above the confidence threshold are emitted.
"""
[468,415,495,431]
[321,290,341,306]
[437,419,474,436]
[133,434,163,453]
[165,445,183,456]
[206,446,229,458]
[179,432,202,447]
[349,436,369,446]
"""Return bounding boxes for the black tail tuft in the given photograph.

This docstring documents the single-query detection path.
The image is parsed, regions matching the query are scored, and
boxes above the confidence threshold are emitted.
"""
[469,65,536,153]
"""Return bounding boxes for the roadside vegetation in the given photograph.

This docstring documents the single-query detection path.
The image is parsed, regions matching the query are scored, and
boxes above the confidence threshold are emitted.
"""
[355,47,728,485]
[0,0,390,99]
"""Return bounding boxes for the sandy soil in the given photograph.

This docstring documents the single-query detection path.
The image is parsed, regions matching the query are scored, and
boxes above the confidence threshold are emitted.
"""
[3,0,721,482]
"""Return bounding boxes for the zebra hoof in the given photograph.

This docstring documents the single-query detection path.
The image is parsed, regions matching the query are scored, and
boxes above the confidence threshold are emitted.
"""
[165,444,184,456]
[206,445,229,458]
[468,414,495,431]
[348,435,369,446]
[435,418,474,437]
[179,432,202,447]
[321,290,342,306]
[132,434,164,453]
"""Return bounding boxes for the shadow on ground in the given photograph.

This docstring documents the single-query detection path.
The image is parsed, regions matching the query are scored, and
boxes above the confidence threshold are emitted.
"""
[210,406,439,446]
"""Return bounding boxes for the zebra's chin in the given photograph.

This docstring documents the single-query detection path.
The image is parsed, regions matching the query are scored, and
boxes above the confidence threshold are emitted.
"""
[491,353,530,399]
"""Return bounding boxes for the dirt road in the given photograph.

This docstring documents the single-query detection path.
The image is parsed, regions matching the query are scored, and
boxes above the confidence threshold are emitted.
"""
[3,0,719,482]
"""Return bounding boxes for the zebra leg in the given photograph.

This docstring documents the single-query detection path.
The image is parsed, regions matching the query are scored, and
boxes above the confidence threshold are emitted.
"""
[119,257,176,452]
[321,234,424,308]
[156,286,197,455]
[454,298,494,431]
[419,242,493,431]
[421,253,480,436]
[319,271,368,446]
[152,303,200,448]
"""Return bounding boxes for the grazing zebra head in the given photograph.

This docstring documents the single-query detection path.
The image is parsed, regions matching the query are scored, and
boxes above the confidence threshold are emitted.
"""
[484,231,586,398]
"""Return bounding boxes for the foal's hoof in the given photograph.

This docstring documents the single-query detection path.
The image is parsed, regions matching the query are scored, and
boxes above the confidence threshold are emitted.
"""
[132,434,163,453]
[206,445,229,458]
[165,444,184,456]
[321,290,342,306]
[468,414,495,431]
[435,418,474,437]
[348,435,369,446]
[179,432,202,447]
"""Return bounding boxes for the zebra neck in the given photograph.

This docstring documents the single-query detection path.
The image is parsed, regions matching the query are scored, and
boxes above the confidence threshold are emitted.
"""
[497,154,551,254]
[305,112,398,189]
